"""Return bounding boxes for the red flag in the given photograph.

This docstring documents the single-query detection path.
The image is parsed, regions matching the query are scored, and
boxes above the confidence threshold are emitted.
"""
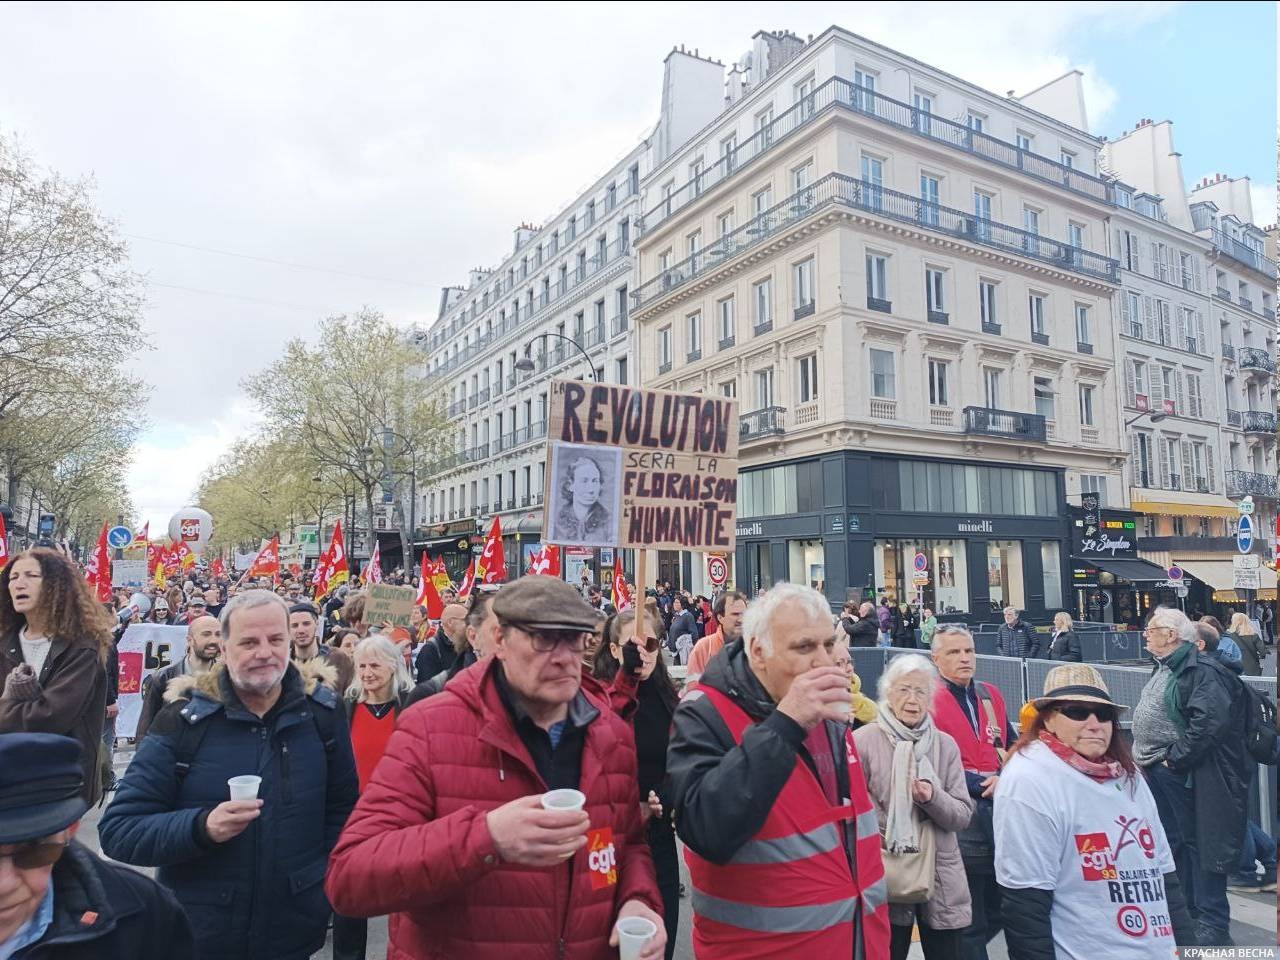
[248,536,280,578]
[528,544,561,577]
[360,539,382,585]
[172,541,196,571]
[0,513,8,568]
[318,521,348,596]
[211,557,226,579]
[457,558,477,600]
[415,553,444,619]
[612,555,633,612]
[475,517,506,584]
[84,523,113,603]
[429,555,452,593]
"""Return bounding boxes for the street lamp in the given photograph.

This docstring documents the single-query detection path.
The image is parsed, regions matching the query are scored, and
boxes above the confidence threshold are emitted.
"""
[513,332,599,382]
[1124,411,1168,428]
[378,427,418,570]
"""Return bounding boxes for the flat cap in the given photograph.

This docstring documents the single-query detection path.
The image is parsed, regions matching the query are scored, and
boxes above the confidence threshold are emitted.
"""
[492,576,600,633]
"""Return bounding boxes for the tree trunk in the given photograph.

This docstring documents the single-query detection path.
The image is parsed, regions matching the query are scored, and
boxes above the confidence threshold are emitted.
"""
[364,486,376,576]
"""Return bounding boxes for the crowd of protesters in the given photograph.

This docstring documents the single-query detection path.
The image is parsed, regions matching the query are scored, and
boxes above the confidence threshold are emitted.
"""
[0,542,1273,958]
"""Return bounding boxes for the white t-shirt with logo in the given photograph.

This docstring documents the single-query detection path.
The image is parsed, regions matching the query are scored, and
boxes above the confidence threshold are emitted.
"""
[995,740,1177,959]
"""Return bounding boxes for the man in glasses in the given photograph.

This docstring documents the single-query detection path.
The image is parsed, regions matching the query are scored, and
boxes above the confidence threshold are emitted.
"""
[327,575,666,960]
[0,732,192,958]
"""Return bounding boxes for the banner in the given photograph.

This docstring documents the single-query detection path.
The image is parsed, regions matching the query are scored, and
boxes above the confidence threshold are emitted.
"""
[116,623,188,738]
[545,379,738,552]
[364,583,418,628]
[112,559,149,589]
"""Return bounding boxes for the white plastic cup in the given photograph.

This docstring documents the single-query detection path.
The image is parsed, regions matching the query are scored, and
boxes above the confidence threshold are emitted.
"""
[540,788,586,811]
[228,775,262,801]
[616,916,658,960]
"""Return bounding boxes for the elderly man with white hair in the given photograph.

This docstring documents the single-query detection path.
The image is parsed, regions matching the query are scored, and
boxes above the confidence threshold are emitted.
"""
[852,654,973,960]
[665,582,889,960]
[1133,606,1250,947]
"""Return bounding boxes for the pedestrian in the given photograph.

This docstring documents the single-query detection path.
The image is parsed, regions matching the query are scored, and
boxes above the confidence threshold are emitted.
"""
[665,595,696,661]
[894,603,918,648]
[414,602,466,684]
[1193,621,1241,675]
[289,601,353,693]
[135,614,221,741]
[591,607,680,960]
[1225,612,1264,677]
[1198,615,1242,666]
[1132,607,1250,946]
[340,593,371,639]
[147,598,173,625]
[843,600,881,648]
[183,593,209,624]
[928,624,1016,960]
[1259,602,1274,646]
[666,582,890,958]
[854,653,973,960]
[325,575,665,959]
[831,638,879,727]
[332,634,416,960]
[995,663,1194,956]
[996,606,1041,659]
[98,589,360,960]
[920,606,938,649]
[1048,611,1082,662]
[0,548,113,805]
[0,732,194,958]
[684,591,747,690]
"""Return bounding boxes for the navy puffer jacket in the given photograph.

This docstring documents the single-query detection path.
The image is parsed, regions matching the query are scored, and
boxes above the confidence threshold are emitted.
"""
[98,660,358,960]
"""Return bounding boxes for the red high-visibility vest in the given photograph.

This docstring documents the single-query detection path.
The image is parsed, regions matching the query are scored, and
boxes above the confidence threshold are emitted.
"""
[684,686,890,959]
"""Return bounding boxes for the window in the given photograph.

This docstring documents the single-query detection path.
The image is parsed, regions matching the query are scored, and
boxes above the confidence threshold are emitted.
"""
[987,541,1025,609]
[797,354,819,403]
[689,158,704,195]
[687,230,701,267]
[1186,374,1203,418]
[721,380,736,399]
[928,359,949,406]
[1067,222,1084,249]
[1132,432,1154,486]
[687,311,702,357]
[752,186,772,218]
[585,200,596,226]
[616,357,628,384]
[1034,377,1055,421]
[628,164,639,196]
[716,211,734,238]
[866,253,888,306]
[973,189,993,240]
[1125,291,1143,338]
[925,267,946,317]
[861,154,884,210]
[755,368,775,408]
[853,67,877,109]
[979,279,998,329]
[1075,303,1091,346]
[1028,293,1047,340]
[870,348,896,399]
[1016,130,1034,151]
[1060,150,1075,169]
[660,183,674,216]
[1024,206,1040,235]
[657,326,672,367]
[1079,385,1095,426]
[1116,187,1132,209]
[755,106,775,146]
[920,174,940,226]
[792,160,814,193]
[912,91,933,134]
[753,278,773,329]
[720,133,737,172]
[966,111,986,132]
[795,75,815,118]
[1130,359,1149,406]
[718,296,735,344]
[1041,541,1063,609]
[793,257,815,312]
[983,368,1002,408]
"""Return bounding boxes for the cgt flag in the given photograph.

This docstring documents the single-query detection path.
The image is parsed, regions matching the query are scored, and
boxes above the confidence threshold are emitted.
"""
[414,553,444,619]
[360,539,382,586]
[429,556,452,593]
[318,521,349,596]
[210,557,226,579]
[84,523,113,603]
[611,555,633,612]
[475,517,507,585]
[248,536,280,579]
[456,558,477,600]
[0,513,8,568]
[528,544,561,577]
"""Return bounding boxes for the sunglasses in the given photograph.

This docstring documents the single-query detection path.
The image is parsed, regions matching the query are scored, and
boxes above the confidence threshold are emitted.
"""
[615,635,662,653]
[0,838,69,870]
[1053,703,1116,724]
[527,630,591,654]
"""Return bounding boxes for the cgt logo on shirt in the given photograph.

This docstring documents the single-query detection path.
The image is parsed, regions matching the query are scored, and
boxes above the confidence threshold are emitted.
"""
[586,827,618,891]
[1075,832,1118,881]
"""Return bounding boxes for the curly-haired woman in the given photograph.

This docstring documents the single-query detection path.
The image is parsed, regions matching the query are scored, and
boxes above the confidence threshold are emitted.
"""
[0,547,116,802]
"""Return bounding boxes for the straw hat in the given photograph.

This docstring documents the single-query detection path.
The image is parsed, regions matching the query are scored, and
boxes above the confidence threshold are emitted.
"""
[1030,663,1127,712]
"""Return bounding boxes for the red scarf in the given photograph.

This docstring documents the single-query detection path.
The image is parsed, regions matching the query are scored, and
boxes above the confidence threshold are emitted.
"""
[1038,730,1125,783]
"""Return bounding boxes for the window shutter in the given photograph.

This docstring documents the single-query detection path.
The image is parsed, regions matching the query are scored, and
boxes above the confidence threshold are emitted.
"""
[1125,359,1137,405]
[1158,437,1171,487]
[1206,445,1217,492]
[1143,296,1156,340]
[1188,375,1201,418]
[1192,256,1202,292]
[1195,312,1206,353]
[1150,366,1164,408]
[1158,301,1172,345]
[1175,370,1186,414]
[1174,307,1187,347]
[1149,242,1159,280]
[1120,292,1131,326]
[1129,433,1140,484]
[1179,440,1193,488]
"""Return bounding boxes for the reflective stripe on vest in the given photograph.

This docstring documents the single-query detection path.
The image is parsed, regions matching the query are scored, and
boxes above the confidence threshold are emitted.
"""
[854,807,878,841]
[691,890,857,933]
[862,876,889,914]
[728,822,842,865]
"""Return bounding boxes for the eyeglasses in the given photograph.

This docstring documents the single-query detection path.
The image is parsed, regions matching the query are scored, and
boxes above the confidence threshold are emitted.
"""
[1053,703,1116,724]
[0,838,69,870]
[891,685,930,701]
[527,629,591,654]
[1141,627,1169,636]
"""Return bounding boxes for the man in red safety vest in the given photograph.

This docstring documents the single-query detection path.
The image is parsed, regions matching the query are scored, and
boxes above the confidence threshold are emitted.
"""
[666,582,889,959]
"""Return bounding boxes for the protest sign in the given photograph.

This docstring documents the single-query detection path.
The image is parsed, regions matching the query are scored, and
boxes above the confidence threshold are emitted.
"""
[545,379,738,552]
[116,623,187,738]
[364,583,418,628]
[112,559,149,589]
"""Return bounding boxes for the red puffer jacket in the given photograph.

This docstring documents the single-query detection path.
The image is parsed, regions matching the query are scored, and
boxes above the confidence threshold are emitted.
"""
[325,657,660,960]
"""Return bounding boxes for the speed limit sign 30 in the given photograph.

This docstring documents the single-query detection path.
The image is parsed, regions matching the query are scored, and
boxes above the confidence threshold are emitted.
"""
[706,555,728,586]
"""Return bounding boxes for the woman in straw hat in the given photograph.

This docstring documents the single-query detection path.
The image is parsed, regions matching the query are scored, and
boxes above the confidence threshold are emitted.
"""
[993,663,1195,958]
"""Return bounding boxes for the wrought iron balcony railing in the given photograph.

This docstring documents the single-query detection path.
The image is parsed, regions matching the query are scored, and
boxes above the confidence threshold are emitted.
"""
[1210,229,1278,279]
[1238,346,1276,374]
[740,406,786,441]
[1226,470,1278,499]
[1242,410,1278,434]
[962,406,1047,442]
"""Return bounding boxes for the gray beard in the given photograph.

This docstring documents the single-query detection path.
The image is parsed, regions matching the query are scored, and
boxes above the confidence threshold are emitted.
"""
[228,665,285,698]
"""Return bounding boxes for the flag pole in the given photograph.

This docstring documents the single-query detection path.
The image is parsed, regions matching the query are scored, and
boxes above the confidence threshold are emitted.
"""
[633,549,646,648]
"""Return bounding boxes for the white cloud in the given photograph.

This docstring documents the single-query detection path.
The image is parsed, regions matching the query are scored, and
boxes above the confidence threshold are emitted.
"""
[1249,183,1277,229]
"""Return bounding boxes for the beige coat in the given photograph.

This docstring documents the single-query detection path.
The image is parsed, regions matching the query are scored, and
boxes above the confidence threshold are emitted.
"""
[852,720,975,930]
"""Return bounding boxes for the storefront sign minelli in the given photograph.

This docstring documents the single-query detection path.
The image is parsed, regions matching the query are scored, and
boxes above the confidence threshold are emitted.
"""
[734,516,821,539]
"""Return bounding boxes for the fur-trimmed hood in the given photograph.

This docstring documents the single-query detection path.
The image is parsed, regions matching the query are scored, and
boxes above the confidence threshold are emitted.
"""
[163,657,337,705]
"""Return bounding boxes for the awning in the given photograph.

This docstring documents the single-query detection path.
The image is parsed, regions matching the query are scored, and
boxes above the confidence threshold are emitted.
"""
[1177,559,1279,591]
[1214,589,1279,601]
[1087,557,1171,583]
[1130,490,1241,518]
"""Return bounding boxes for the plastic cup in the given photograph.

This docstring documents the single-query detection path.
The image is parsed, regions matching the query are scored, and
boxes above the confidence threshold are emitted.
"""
[616,916,658,960]
[228,775,261,801]
[541,788,586,811]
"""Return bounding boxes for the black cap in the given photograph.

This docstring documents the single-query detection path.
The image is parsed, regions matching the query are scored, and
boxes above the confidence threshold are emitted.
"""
[491,576,599,632]
[0,734,88,843]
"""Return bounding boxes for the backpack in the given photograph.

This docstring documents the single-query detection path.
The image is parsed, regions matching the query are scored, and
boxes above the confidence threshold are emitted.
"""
[173,697,340,783]
[1240,681,1278,765]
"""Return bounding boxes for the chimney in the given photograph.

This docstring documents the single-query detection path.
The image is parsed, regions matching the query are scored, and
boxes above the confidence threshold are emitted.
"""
[726,63,743,104]
[513,223,538,252]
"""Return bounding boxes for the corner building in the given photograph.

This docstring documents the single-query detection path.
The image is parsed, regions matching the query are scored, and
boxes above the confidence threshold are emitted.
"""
[632,28,1125,620]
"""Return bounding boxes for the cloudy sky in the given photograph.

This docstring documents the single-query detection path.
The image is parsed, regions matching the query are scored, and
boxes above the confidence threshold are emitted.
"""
[1,1,1274,532]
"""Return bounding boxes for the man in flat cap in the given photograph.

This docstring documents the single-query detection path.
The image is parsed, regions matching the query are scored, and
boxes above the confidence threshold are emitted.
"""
[327,576,666,960]
[0,732,192,959]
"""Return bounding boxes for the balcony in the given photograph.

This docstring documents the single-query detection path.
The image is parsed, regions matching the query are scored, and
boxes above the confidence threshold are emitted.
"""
[741,406,786,440]
[962,406,1048,442]
[521,495,530,507]
[506,498,516,510]
[657,360,671,375]
[1239,297,1255,311]
[753,320,773,336]
[478,387,490,405]
[927,310,949,325]
[1265,307,1276,321]
[867,296,892,314]
[1215,287,1231,302]
[1031,331,1050,346]
[632,174,1118,312]
[982,322,1002,336]
[1243,410,1278,434]
[610,314,629,337]
[1223,343,1237,361]
[718,335,736,350]
[794,301,816,321]
[1210,229,1279,279]
[447,399,466,417]
[1238,346,1276,376]
[1226,469,1279,499]
[687,349,702,363]
[506,373,518,390]
[1226,409,1243,428]
[634,75,1111,237]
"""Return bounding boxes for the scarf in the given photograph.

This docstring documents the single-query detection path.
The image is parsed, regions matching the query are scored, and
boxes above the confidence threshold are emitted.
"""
[875,702,938,853]
[1038,730,1125,783]
[1158,641,1196,734]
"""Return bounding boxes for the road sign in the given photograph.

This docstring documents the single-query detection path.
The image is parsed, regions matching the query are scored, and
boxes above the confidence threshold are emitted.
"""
[1174,584,1188,598]
[107,525,133,549]
[706,555,728,587]
[1166,566,1183,581]
[1233,555,1261,590]
[1238,497,1255,515]
[1237,514,1254,554]
[913,552,928,573]
[912,573,929,586]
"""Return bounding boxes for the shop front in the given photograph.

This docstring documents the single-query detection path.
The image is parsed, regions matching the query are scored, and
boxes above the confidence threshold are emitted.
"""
[417,519,479,584]
[1068,496,1168,628]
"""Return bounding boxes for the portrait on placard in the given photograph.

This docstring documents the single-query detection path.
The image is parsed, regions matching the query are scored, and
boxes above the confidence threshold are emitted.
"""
[547,441,622,548]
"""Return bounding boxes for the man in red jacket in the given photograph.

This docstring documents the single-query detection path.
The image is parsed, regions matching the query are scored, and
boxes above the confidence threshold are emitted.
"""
[326,576,664,960]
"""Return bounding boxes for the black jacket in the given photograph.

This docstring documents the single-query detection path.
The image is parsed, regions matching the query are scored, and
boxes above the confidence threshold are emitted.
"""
[842,616,880,648]
[666,610,697,651]
[405,647,477,707]
[136,657,204,742]
[665,639,852,865]
[13,840,193,959]
[1165,648,1252,874]
[413,631,457,684]
[997,621,1041,659]
[1048,629,1081,662]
